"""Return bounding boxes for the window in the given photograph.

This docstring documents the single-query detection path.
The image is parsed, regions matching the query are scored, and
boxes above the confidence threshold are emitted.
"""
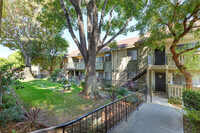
[105,72,111,80]
[192,75,200,87]
[96,57,104,62]
[128,50,137,60]
[96,71,104,79]
[105,53,111,62]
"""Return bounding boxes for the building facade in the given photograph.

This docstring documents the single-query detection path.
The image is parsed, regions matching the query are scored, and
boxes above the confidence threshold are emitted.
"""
[63,36,200,98]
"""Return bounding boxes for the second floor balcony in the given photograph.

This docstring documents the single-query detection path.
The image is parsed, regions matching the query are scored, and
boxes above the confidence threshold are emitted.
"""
[64,61,104,70]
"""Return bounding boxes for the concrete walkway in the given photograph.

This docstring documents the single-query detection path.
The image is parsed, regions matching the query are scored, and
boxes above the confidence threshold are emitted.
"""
[111,103,183,133]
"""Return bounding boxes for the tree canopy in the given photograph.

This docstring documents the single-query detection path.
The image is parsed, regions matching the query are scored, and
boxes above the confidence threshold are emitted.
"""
[136,0,200,89]
[38,0,146,98]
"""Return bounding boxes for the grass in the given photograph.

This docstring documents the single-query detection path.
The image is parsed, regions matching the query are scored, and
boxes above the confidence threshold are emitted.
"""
[14,79,106,126]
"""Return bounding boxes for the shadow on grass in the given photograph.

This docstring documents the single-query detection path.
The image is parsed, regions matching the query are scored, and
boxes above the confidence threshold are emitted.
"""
[14,79,100,126]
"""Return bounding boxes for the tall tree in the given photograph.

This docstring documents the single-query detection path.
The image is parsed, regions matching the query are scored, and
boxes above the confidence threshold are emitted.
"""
[34,33,69,75]
[1,0,49,78]
[39,0,144,98]
[136,0,200,89]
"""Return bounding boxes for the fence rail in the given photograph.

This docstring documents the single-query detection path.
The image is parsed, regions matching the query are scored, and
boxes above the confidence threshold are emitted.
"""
[30,87,148,133]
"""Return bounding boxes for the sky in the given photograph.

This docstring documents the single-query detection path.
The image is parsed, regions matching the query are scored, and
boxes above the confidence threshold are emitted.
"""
[0,21,139,59]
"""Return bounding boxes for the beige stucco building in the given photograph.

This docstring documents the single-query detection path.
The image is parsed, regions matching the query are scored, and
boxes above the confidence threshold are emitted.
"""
[63,35,200,98]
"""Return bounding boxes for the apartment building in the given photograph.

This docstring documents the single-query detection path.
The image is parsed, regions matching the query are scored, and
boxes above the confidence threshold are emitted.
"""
[63,35,200,98]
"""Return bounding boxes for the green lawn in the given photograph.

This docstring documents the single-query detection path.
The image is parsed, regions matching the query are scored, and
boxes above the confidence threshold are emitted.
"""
[14,79,105,126]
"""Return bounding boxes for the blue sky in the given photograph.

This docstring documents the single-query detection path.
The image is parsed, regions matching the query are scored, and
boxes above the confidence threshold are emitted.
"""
[0,21,139,58]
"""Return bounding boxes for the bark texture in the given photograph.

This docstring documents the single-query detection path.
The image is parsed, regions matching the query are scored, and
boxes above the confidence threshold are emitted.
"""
[0,0,3,36]
[170,42,193,89]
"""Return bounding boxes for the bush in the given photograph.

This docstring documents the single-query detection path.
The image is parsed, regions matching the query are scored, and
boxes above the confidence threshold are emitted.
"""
[61,78,68,84]
[51,77,57,82]
[183,90,200,111]
[118,87,128,96]
[168,96,182,105]
[183,90,200,132]
[47,78,51,81]
[125,92,138,103]
[51,68,61,79]
[2,95,16,109]
[0,105,24,127]
[80,81,85,88]
[184,108,200,132]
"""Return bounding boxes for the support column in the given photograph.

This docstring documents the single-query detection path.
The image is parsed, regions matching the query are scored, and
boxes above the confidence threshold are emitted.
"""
[166,69,169,97]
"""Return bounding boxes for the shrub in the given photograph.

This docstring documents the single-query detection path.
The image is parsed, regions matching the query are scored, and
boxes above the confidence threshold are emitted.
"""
[0,105,24,127]
[80,81,85,88]
[2,95,16,109]
[105,90,118,101]
[118,87,128,96]
[51,68,61,79]
[61,78,68,84]
[51,77,57,82]
[47,78,51,81]
[168,96,182,105]
[184,108,200,132]
[183,90,200,111]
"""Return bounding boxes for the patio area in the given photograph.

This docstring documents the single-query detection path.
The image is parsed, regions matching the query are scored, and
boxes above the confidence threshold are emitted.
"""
[111,103,183,133]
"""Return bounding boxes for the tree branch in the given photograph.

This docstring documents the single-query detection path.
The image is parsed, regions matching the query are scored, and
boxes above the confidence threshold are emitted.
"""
[59,0,80,48]
[102,5,116,44]
[178,45,200,56]
[98,0,109,35]
[97,16,132,52]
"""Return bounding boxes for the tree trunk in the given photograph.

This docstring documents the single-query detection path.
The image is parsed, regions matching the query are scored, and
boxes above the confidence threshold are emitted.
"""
[0,72,2,106]
[170,44,193,90]
[80,54,101,99]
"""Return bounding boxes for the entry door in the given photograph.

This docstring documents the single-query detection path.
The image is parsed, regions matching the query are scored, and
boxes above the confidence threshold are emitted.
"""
[155,48,165,65]
[155,73,166,92]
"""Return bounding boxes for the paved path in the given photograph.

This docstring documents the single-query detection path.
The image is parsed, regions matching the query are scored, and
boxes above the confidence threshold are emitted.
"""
[111,103,183,133]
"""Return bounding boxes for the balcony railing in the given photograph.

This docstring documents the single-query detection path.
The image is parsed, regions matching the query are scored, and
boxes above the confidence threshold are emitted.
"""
[64,61,104,70]
[31,87,148,133]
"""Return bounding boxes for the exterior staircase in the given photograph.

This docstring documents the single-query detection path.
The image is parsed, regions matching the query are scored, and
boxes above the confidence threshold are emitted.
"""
[113,56,148,88]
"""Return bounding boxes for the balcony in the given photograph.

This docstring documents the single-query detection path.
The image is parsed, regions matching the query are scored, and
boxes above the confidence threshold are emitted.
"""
[64,61,104,70]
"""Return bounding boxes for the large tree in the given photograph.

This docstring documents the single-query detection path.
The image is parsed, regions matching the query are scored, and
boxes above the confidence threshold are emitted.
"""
[39,0,144,98]
[34,33,69,75]
[0,0,3,35]
[136,0,200,89]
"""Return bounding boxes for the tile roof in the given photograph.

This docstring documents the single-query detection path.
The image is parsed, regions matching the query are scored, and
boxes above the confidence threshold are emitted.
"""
[66,36,143,57]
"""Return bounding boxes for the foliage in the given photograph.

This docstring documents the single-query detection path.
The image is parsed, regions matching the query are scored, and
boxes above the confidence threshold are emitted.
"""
[25,107,41,127]
[0,58,8,67]
[183,90,200,132]
[183,108,200,132]
[168,96,182,105]
[37,0,146,97]
[136,0,200,89]
[14,80,105,123]
[2,94,16,109]
[7,51,25,68]
[0,105,24,127]
[183,90,200,111]
[51,68,61,78]
[80,81,85,88]
[61,78,68,84]
[105,89,118,101]
[0,64,24,105]
[117,87,128,96]
[125,91,138,103]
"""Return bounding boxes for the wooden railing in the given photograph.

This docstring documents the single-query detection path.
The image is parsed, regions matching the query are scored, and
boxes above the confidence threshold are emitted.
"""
[168,84,183,98]
[168,83,200,98]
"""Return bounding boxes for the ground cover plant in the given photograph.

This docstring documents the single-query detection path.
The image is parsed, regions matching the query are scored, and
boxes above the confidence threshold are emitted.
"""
[182,90,200,132]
